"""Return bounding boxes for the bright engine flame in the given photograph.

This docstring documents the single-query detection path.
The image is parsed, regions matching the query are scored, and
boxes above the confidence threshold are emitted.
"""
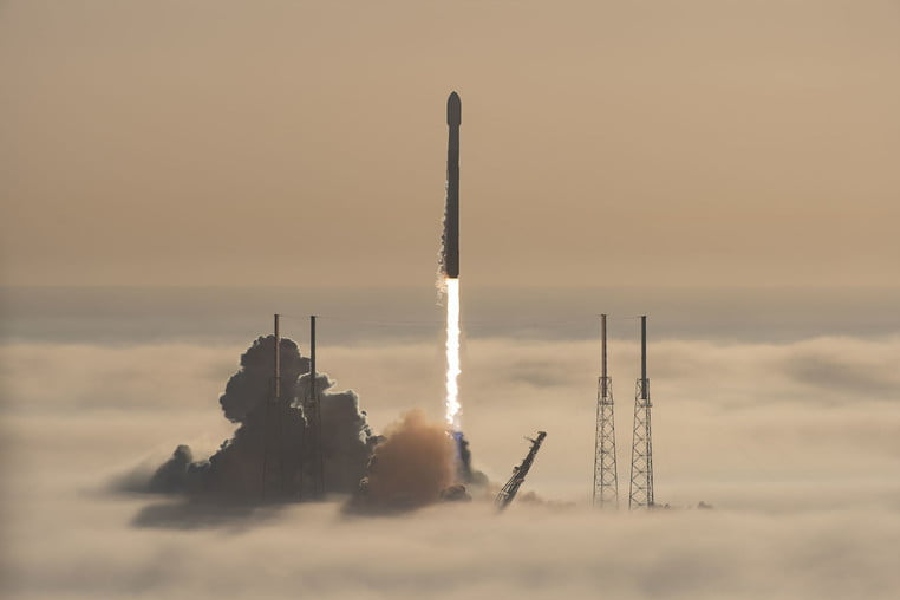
[444,277,461,429]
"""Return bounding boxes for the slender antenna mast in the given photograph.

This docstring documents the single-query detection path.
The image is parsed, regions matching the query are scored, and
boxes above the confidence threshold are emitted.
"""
[628,315,654,509]
[262,313,281,501]
[601,313,608,396]
[593,314,619,507]
[274,313,281,401]
[305,315,325,499]
[640,315,647,399]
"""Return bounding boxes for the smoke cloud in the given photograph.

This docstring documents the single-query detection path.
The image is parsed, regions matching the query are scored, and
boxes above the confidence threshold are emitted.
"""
[140,335,375,503]
[219,336,309,424]
[350,409,456,512]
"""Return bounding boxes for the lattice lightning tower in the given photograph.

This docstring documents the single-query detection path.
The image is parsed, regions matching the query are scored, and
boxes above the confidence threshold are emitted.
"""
[628,315,654,509]
[593,313,619,508]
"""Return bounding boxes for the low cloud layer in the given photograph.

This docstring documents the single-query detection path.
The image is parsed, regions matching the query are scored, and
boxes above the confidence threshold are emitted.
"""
[5,495,900,599]
[3,335,900,598]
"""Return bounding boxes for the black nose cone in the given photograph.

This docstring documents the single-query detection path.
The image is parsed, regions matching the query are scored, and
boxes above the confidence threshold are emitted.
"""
[447,91,462,126]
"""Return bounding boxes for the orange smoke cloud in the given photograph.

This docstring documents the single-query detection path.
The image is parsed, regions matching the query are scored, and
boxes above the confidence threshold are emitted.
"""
[361,410,455,510]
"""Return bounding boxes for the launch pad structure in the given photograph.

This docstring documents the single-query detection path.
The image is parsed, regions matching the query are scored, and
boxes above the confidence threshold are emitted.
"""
[496,431,548,511]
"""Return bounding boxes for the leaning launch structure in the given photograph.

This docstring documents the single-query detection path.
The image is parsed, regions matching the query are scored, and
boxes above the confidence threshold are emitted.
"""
[496,431,548,511]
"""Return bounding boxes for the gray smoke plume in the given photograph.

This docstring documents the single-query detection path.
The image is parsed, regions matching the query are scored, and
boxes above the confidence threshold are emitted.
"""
[146,444,194,493]
[134,334,495,517]
[145,335,376,502]
[220,336,308,424]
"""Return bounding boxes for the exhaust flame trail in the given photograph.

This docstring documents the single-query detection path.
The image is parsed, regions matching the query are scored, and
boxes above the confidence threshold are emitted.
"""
[445,277,461,430]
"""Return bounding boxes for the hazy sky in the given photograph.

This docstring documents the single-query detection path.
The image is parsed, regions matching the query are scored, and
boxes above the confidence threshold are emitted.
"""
[1,1,898,287]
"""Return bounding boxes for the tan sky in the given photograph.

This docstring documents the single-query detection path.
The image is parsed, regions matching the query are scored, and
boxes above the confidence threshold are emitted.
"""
[1,1,898,287]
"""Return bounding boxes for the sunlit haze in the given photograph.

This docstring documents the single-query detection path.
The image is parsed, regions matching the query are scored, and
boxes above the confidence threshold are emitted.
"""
[2,2,899,600]
[2,1,898,286]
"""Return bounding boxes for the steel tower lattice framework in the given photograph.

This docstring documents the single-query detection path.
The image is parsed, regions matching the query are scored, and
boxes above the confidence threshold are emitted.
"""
[496,431,548,511]
[628,316,654,509]
[593,314,618,508]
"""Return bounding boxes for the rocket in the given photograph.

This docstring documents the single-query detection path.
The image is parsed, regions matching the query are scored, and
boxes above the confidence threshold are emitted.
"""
[442,91,461,279]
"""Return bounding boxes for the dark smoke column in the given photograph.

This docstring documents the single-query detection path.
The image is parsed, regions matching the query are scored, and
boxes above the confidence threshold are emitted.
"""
[442,91,461,278]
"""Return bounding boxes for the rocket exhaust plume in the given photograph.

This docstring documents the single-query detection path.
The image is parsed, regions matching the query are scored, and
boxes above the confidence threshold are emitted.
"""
[445,278,461,430]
